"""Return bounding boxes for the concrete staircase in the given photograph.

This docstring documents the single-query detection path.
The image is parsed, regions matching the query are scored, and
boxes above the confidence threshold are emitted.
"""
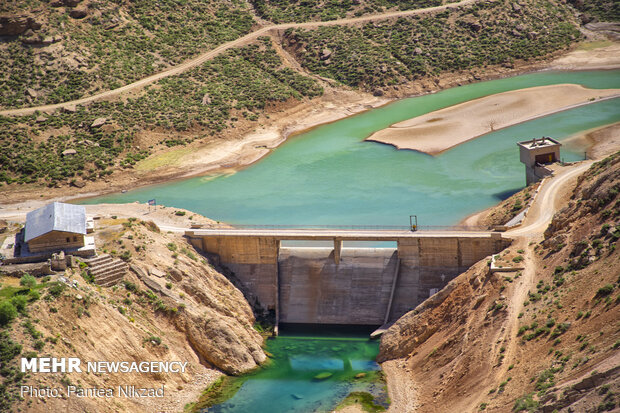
[84,254,127,287]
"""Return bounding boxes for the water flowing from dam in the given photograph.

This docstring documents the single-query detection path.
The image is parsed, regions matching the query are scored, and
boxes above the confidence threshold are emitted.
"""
[195,326,387,413]
[84,70,620,227]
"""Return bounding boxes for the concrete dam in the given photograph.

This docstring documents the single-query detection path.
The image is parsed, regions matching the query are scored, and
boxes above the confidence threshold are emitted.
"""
[185,229,511,326]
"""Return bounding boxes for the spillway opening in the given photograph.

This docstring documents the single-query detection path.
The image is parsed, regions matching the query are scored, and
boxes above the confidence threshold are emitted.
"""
[280,240,335,248]
[342,240,397,249]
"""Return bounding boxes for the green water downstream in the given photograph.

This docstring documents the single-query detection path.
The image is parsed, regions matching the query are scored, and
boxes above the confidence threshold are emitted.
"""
[86,70,620,227]
[196,326,387,413]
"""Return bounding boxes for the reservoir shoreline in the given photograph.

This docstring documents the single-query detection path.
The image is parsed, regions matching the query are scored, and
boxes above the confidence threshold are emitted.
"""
[1,43,619,207]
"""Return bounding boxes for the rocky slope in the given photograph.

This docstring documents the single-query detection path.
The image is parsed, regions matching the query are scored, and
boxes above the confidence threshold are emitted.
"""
[0,208,266,413]
[0,0,254,109]
[379,153,619,412]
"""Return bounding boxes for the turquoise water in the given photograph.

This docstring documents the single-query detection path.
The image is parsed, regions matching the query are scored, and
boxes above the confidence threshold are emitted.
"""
[85,70,620,227]
[199,327,387,413]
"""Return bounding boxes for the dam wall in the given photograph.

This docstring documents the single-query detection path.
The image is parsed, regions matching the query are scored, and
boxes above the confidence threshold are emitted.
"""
[186,230,511,325]
[278,247,399,325]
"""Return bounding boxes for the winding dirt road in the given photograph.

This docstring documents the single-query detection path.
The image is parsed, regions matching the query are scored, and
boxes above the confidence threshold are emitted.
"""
[0,0,481,117]
[506,161,593,237]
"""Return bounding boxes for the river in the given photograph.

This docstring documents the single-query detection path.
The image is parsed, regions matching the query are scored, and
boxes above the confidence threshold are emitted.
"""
[194,325,388,413]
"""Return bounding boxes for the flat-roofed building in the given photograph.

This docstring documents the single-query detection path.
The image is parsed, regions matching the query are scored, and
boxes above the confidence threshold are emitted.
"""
[517,137,561,185]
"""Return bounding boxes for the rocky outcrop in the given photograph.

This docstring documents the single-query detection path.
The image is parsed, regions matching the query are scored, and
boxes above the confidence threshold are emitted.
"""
[0,15,41,36]
[545,154,620,238]
[69,8,88,19]
[130,257,266,376]
[538,362,620,413]
[90,117,107,128]
[176,309,266,375]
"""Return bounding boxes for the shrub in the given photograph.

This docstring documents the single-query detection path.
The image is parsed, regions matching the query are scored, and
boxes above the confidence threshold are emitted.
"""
[120,250,132,261]
[513,393,539,412]
[596,284,614,297]
[10,295,28,314]
[0,301,18,326]
[175,211,186,216]
[144,335,162,345]
[46,282,66,299]
[22,320,42,339]
[19,274,36,289]
[123,280,138,293]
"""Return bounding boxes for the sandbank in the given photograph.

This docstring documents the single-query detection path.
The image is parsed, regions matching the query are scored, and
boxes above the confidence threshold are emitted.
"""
[365,84,620,155]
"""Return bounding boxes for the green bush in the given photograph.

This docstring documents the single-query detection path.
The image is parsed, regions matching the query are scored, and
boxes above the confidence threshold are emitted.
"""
[46,282,67,299]
[19,274,36,289]
[513,393,539,412]
[120,250,132,261]
[596,284,614,297]
[144,335,162,345]
[10,295,28,314]
[0,301,18,326]
[123,280,138,293]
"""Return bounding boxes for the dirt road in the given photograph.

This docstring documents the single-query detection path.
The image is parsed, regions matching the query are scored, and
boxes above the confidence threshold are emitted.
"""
[0,0,481,117]
[506,161,593,238]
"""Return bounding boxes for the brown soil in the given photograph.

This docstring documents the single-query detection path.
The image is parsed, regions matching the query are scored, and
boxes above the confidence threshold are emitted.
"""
[4,206,266,413]
[379,152,620,412]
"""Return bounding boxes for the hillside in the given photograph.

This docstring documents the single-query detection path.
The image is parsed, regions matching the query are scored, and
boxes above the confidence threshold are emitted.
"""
[283,0,580,92]
[0,0,254,109]
[249,0,455,23]
[0,0,600,198]
[0,207,266,413]
[378,153,620,412]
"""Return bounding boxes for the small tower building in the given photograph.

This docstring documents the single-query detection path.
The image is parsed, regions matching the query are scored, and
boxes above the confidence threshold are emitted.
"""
[517,137,561,185]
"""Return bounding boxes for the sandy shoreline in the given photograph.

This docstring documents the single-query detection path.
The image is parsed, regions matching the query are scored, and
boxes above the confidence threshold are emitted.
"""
[1,43,619,206]
[365,84,620,155]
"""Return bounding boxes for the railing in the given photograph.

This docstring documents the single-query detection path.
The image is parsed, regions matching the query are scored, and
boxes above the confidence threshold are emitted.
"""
[204,224,493,232]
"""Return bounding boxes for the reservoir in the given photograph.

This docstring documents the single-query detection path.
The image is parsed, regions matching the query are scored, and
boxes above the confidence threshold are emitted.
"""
[85,70,620,227]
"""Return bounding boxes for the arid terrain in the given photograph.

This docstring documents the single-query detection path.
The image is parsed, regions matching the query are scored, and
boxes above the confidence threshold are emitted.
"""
[379,153,620,412]
[0,207,267,412]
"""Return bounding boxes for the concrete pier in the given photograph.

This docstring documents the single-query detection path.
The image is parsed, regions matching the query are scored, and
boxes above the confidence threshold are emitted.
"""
[186,229,510,325]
